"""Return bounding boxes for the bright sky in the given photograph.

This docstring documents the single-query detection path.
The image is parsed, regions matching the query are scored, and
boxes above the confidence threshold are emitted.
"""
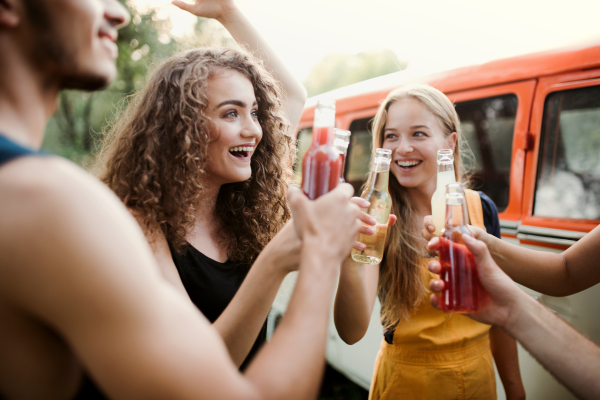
[133,0,600,82]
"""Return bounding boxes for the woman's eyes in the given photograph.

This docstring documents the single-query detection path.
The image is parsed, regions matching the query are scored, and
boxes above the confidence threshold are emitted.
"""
[223,110,259,119]
[413,131,427,137]
[384,133,397,140]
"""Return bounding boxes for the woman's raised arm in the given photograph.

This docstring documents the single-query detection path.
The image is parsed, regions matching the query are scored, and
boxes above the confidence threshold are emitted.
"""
[173,0,307,128]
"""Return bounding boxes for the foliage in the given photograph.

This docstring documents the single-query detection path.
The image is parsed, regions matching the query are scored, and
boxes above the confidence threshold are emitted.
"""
[303,48,407,98]
[42,0,233,168]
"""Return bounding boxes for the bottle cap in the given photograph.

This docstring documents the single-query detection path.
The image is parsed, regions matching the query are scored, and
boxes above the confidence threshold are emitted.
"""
[314,99,336,127]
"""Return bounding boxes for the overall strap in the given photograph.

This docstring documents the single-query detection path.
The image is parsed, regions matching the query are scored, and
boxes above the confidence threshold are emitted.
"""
[464,189,485,230]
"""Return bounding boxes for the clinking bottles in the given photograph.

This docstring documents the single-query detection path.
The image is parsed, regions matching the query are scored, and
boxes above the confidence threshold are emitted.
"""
[431,149,455,236]
[334,129,350,182]
[351,149,392,265]
[438,183,487,313]
[301,99,341,200]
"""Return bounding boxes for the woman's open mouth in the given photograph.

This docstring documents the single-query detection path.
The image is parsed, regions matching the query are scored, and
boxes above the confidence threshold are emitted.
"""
[395,160,422,171]
[228,146,255,159]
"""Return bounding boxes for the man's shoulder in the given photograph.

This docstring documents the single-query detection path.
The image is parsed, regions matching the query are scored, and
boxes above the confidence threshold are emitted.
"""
[0,155,132,252]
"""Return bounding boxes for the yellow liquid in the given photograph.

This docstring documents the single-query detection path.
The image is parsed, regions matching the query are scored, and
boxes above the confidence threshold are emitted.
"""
[352,223,388,264]
[351,169,392,265]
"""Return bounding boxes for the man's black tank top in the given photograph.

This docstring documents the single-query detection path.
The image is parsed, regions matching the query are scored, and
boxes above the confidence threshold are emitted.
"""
[170,243,268,371]
[0,135,106,400]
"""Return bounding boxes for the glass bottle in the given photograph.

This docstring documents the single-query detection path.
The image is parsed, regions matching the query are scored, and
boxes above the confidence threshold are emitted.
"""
[334,129,351,182]
[301,99,341,199]
[438,183,487,313]
[351,148,392,265]
[431,149,455,236]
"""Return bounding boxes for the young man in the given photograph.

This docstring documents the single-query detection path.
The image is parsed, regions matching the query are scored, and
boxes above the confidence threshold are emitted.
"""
[427,234,600,400]
[0,0,364,399]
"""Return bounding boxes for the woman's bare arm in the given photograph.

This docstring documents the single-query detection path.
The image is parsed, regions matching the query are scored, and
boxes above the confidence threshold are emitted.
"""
[489,326,526,400]
[173,0,307,128]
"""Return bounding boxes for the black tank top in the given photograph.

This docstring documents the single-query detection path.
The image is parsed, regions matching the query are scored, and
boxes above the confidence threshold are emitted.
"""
[0,135,107,400]
[170,243,268,371]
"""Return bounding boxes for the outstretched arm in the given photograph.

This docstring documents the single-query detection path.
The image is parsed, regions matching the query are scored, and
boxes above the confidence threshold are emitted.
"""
[2,158,363,400]
[422,216,600,296]
[427,235,600,400]
[173,0,307,128]
[333,202,395,344]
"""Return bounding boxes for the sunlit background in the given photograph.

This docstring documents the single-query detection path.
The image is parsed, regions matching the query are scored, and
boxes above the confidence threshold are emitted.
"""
[135,0,600,80]
[43,0,600,167]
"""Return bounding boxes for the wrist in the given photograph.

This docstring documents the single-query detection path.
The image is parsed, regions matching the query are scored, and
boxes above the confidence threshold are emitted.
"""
[503,290,539,335]
[216,5,243,26]
[301,236,342,276]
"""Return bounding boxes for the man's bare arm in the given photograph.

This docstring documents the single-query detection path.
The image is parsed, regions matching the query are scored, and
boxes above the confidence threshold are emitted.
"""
[422,216,600,296]
[427,235,600,400]
[1,158,360,400]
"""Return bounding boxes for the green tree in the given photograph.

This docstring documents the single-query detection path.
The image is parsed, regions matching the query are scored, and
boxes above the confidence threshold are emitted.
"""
[303,48,407,97]
[42,1,232,167]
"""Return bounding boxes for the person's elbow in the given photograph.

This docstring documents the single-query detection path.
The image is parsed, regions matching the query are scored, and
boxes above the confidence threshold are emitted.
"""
[333,315,369,345]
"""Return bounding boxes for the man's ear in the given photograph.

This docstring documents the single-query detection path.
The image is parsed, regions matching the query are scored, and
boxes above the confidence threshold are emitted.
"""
[0,0,20,28]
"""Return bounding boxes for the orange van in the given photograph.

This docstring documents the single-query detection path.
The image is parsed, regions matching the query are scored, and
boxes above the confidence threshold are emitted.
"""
[270,42,600,400]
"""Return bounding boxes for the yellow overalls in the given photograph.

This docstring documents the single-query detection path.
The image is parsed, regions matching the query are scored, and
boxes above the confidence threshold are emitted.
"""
[369,190,497,400]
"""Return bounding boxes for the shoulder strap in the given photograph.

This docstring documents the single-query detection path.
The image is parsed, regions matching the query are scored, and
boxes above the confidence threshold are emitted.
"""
[464,189,485,230]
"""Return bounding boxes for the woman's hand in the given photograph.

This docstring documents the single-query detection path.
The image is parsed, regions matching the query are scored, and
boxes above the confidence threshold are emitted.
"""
[261,220,302,275]
[172,0,238,23]
[421,215,488,242]
[349,197,396,251]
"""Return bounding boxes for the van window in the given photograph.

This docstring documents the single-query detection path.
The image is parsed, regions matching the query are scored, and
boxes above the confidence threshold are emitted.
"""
[293,127,312,185]
[455,95,518,212]
[533,86,600,220]
[346,118,374,195]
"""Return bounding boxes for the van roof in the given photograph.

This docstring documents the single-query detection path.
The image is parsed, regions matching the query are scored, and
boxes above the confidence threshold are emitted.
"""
[300,40,600,121]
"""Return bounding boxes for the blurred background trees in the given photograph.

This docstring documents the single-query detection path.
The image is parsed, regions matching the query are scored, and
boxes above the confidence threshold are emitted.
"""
[42,1,405,168]
[303,48,407,97]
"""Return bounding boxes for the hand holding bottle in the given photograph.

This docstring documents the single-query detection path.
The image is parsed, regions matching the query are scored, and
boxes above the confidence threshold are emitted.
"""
[287,184,363,263]
[421,214,488,243]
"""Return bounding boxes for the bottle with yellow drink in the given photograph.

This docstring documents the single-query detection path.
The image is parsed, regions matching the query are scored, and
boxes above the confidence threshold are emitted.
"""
[351,148,392,265]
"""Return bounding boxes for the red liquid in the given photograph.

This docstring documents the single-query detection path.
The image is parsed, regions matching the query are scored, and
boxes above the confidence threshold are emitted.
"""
[438,235,486,313]
[338,153,346,182]
[301,126,341,200]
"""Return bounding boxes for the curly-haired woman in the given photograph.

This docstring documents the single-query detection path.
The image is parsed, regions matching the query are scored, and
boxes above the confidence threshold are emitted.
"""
[97,0,310,369]
[333,84,526,399]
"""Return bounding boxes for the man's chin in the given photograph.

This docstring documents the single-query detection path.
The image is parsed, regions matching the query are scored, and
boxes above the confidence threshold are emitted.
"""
[60,73,112,91]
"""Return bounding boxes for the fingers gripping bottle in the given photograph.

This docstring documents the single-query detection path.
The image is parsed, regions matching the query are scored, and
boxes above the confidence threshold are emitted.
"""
[351,149,392,265]
[431,149,456,236]
[333,129,351,182]
[301,99,341,200]
[438,183,488,313]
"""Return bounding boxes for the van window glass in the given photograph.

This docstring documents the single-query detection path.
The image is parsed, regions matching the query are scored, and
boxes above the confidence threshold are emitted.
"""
[293,127,312,185]
[346,118,373,195]
[455,94,518,212]
[533,86,600,220]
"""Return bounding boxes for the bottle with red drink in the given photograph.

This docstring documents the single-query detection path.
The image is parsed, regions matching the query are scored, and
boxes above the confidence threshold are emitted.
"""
[334,129,350,182]
[301,99,341,199]
[438,183,487,313]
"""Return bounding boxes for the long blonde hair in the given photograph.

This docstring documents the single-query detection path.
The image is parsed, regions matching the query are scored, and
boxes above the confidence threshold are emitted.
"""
[372,83,469,328]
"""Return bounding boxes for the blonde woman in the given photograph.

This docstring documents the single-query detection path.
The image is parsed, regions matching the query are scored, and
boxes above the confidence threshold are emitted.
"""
[334,84,526,399]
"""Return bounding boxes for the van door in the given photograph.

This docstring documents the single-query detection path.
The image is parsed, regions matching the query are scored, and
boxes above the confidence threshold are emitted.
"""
[516,70,600,400]
[446,80,537,238]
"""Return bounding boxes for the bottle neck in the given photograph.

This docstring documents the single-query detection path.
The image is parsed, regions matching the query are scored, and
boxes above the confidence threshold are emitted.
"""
[366,162,390,192]
[312,126,334,146]
[436,163,456,189]
[445,202,470,229]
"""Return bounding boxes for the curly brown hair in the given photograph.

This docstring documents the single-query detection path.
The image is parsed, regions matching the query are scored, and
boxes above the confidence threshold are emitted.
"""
[96,47,294,266]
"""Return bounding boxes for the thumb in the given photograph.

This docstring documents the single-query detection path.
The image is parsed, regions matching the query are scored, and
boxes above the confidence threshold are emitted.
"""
[462,234,495,275]
[287,186,307,214]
